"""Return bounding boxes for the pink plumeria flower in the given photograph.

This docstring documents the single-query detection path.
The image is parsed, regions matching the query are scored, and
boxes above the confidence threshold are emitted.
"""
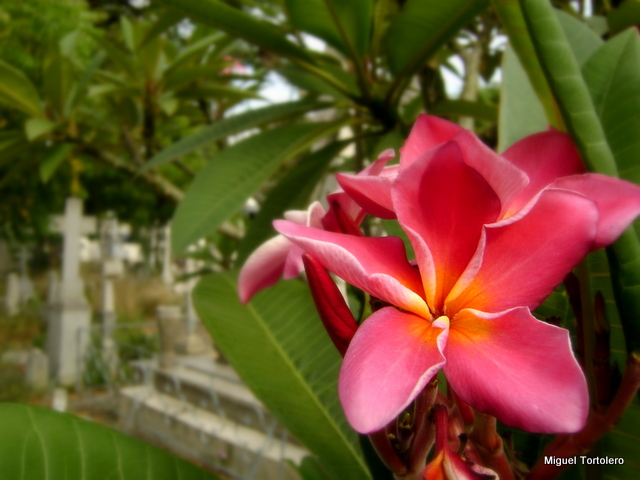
[275,115,640,434]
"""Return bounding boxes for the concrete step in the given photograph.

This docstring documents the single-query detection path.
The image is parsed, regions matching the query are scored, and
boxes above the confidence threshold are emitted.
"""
[118,384,306,480]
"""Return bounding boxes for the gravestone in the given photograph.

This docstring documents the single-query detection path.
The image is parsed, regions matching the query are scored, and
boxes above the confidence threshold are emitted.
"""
[99,214,123,375]
[46,197,96,385]
[26,348,50,391]
[156,305,184,368]
[161,224,174,285]
[17,247,35,304]
[4,272,19,316]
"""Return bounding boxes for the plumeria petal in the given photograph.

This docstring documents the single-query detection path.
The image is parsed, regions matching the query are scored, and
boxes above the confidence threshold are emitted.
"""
[552,174,640,249]
[274,220,430,317]
[400,114,464,168]
[238,235,292,304]
[302,253,357,356]
[393,141,501,312]
[453,130,529,214]
[502,131,584,216]
[446,188,598,314]
[336,172,396,219]
[339,307,448,433]
[444,307,588,433]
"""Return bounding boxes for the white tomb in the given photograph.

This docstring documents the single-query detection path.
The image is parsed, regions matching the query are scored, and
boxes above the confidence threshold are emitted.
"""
[46,197,96,385]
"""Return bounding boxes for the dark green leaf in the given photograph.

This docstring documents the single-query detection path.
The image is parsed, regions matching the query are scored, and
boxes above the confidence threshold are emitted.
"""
[608,1,640,35]
[386,0,489,77]
[193,272,370,479]
[40,143,73,183]
[285,0,372,60]
[0,403,220,480]
[0,59,43,117]
[430,99,498,122]
[237,140,348,264]
[171,120,345,253]
[143,99,330,172]
[156,0,314,64]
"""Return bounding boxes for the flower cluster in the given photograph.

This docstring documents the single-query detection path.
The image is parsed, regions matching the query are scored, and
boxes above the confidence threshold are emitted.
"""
[239,114,640,475]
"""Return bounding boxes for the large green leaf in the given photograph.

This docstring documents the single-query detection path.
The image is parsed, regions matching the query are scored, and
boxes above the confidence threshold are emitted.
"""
[0,403,220,480]
[171,120,345,253]
[497,45,547,152]
[142,99,330,172]
[386,0,489,78]
[193,272,370,479]
[520,0,617,176]
[583,29,640,186]
[608,0,640,35]
[0,59,43,117]
[492,0,564,130]
[285,0,372,60]
[555,10,602,68]
[156,0,313,64]
[237,140,348,264]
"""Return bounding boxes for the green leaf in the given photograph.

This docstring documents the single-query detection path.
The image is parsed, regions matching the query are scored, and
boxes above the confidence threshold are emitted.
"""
[520,0,617,176]
[276,65,355,99]
[0,403,220,480]
[139,10,183,48]
[386,0,489,77]
[171,120,345,253]
[156,0,314,64]
[174,85,263,102]
[382,219,415,261]
[285,0,373,60]
[583,29,640,186]
[24,118,57,141]
[193,272,370,479]
[491,0,564,130]
[430,99,498,122]
[555,9,602,67]
[0,59,43,117]
[142,99,329,172]
[40,143,73,183]
[497,45,547,152]
[608,0,640,35]
[237,140,348,264]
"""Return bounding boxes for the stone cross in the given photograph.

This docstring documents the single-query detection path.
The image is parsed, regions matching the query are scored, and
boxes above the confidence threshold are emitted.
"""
[50,199,97,304]
[46,197,96,385]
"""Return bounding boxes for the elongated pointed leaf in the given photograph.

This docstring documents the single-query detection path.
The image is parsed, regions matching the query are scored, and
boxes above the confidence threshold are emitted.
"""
[497,45,547,152]
[285,0,372,60]
[583,29,640,186]
[143,99,330,172]
[0,403,220,480]
[430,99,498,122]
[386,0,489,77]
[555,10,602,67]
[25,118,57,141]
[608,1,640,35]
[491,0,564,129]
[237,140,348,264]
[156,0,313,64]
[0,59,42,117]
[521,0,640,356]
[171,120,345,253]
[193,272,370,479]
[520,0,617,176]
[40,143,73,183]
